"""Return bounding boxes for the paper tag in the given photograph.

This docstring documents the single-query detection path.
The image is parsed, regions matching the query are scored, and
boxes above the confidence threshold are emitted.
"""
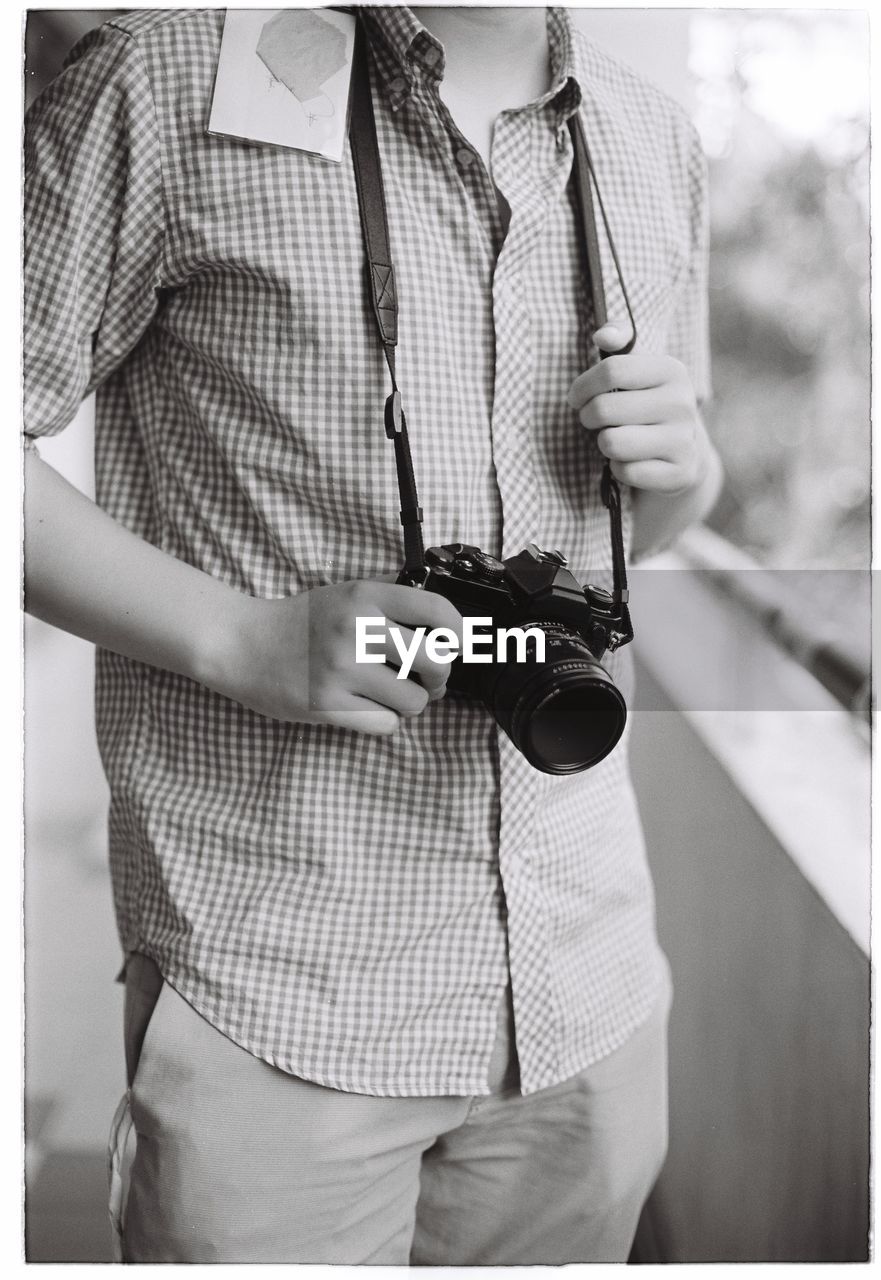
[208,8,357,163]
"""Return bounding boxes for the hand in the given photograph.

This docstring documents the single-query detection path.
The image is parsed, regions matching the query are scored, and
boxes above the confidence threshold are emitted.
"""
[217,580,464,735]
[568,324,713,495]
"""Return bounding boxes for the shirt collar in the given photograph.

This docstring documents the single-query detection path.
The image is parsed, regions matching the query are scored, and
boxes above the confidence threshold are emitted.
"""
[358,5,444,107]
[545,7,583,125]
[360,6,583,122]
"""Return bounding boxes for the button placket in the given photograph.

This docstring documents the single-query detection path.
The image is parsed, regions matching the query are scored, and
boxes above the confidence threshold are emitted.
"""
[488,110,570,555]
[497,740,560,1093]
[487,109,566,1093]
[404,82,504,256]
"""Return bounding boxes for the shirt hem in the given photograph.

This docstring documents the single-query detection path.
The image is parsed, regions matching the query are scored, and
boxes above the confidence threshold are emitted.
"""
[124,945,670,1100]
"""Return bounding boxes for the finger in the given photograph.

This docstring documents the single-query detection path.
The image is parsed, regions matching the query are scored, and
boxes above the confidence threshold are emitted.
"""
[596,425,669,464]
[593,322,633,354]
[378,623,451,694]
[324,693,401,736]
[609,459,689,493]
[568,353,674,408]
[577,389,668,432]
[372,583,464,642]
[354,663,432,718]
[600,420,694,465]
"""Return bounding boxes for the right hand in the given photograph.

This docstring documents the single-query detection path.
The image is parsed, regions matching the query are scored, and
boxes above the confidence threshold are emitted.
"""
[216,579,464,735]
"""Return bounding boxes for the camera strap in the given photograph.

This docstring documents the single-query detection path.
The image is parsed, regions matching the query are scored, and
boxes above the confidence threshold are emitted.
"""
[350,18,425,574]
[568,113,634,634]
[350,16,633,635]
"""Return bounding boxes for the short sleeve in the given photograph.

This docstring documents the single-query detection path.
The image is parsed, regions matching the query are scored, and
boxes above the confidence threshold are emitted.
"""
[666,123,712,406]
[23,25,166,439]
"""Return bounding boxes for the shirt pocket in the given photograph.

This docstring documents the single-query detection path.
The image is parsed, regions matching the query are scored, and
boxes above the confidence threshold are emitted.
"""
[624,272,689,353]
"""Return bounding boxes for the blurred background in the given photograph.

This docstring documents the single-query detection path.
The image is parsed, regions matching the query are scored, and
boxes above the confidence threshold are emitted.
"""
[697,9,869,571]
[23,6,871,1264]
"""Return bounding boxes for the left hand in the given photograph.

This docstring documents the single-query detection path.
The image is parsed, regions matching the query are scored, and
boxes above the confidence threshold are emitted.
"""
[568,324,713,495]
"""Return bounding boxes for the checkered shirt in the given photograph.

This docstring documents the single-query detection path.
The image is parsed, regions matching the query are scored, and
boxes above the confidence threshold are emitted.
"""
[24,7,710,1096]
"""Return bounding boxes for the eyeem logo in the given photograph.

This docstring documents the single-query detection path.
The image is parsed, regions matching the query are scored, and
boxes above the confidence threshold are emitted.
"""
[356,617,546,680]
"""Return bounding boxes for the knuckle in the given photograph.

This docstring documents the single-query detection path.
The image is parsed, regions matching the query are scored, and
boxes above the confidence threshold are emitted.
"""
[328,607,354,641]
[596,427,611,456]
[399,684,430,717]
[323,638,347,673]
[669,427,693,461]
[412,684,431,714]
[572,371,596,406]
[602,354,626,387]
[679,459,698,491]
[423,664,449,689]
[593,397,613,429]
[597,427,619,459]
[349,582,373,611]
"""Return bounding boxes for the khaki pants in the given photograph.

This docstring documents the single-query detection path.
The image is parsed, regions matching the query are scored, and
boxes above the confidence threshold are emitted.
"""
[109,954,670,1264]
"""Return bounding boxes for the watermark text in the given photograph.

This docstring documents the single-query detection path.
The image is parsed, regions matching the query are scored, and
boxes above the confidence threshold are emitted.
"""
[355,616,546,679]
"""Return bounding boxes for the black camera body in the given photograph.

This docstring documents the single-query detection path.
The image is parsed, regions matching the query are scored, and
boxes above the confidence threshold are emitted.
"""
[399,542,631,774]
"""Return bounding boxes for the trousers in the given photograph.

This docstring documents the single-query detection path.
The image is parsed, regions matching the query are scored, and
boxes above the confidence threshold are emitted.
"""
[110,953,671,1264]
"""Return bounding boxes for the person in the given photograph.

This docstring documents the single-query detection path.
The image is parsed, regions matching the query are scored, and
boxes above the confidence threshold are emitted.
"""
[23,4,722,1264]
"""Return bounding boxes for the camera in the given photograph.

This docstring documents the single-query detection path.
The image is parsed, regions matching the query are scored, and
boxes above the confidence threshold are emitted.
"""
[399,542,631,774]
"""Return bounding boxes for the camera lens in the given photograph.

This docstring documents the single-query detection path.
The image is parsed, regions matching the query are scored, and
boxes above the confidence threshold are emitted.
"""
[482,622,627,774]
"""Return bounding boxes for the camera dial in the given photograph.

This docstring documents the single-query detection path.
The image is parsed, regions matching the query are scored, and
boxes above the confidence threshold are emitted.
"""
[427,543,507,582]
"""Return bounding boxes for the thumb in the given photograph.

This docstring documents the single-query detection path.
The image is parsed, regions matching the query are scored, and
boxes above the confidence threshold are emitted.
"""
[593,322,633,355]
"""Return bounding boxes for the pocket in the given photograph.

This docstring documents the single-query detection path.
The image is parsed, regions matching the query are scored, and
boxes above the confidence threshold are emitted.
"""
[107,1091,135,1262]
[624,274,685,351]
[107,956,167,1259]
[123,953,165,1090]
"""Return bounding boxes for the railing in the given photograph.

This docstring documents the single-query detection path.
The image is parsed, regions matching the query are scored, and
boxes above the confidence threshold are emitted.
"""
[628,526,870,1262]
[669,524,870,724]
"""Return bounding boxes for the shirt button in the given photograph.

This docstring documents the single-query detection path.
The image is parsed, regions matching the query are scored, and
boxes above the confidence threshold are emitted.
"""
[422,46,441,69]
[456,147,477,170]
[388,75,408,93]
